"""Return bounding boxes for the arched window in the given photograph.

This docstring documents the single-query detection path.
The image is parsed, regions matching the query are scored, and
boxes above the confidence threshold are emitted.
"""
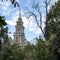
[17,27,20,31]
[15,37,18,43]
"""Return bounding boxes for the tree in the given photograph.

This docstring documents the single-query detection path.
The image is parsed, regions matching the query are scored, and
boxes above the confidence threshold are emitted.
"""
[46,0,60,60]
[0,16,7,50]
[25,0,53,39]
[0,0,20,59]
[45,0,60,40]
[24,42,36,60]
[0,0,20,50]
[3,44,24,60]
[35,37,50,60]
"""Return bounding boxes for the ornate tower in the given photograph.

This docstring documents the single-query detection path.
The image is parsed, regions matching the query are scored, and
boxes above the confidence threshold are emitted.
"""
[14,9,26,46]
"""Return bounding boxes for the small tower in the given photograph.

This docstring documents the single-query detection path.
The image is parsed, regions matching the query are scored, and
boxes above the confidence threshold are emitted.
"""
[14,8,26,46]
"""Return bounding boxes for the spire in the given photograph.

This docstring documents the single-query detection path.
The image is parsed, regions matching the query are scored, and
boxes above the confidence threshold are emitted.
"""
[18,7,22,21]
[19,7,21,18]
[18,7,23,24]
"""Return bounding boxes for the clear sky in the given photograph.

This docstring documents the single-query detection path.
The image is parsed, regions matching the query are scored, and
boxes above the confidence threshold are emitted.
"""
[0,0,57,42]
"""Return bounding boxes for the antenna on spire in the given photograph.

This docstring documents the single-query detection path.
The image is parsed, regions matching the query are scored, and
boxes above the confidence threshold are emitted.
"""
[19,6,21,18]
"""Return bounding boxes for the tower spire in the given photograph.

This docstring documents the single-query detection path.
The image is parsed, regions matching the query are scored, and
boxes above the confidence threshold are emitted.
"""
[19,7,21,18]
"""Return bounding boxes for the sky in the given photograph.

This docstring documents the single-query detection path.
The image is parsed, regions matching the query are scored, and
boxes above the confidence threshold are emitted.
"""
[0,0,57,42]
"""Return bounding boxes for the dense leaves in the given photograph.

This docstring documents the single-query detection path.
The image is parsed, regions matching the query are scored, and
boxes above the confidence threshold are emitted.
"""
[3,44,24,60]
[0,16,7,26]
[45,0,60,60]
[45,0,60,40]
[2,39,50,60]
[0,16,7,50]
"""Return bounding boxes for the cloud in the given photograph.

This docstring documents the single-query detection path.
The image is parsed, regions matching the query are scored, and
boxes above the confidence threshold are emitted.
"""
[0,1,11,16]
[5,6,47,35]
[0,0,58,41]
[5,9,43,35]
[6,20,16,26]
[0,0,47,36]
[0,0,46,35]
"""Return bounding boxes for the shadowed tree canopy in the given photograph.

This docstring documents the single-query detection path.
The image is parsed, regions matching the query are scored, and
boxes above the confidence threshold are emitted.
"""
[0,16,7,26]
[46,0,60,60]
[46,0,60,40]
[0,16,7,50]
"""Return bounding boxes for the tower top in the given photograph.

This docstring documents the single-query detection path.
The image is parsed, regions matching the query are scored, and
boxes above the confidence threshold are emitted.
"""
[18,7,22,21]
[19,7,21,18]
[17,7,23,24]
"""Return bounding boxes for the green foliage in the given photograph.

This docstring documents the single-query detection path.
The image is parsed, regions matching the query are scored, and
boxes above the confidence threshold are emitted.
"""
[0,16,7,50]
[2,40,50,60]
[0,16,7,26]
[46,0,60,60]
[0,16,7,37]
[36,38,51,60]
[46,0,60,39]
[1,38,54,60]
[24,42,36,60]
[3,44,24,60]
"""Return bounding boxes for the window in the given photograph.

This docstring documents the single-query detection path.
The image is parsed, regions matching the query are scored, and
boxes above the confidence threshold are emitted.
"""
[17,22,20,25]
[17,27,20,31]
[15,37,18,43]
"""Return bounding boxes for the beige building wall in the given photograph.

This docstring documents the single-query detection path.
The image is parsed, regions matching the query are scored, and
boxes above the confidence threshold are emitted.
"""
[14,17,26,46]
